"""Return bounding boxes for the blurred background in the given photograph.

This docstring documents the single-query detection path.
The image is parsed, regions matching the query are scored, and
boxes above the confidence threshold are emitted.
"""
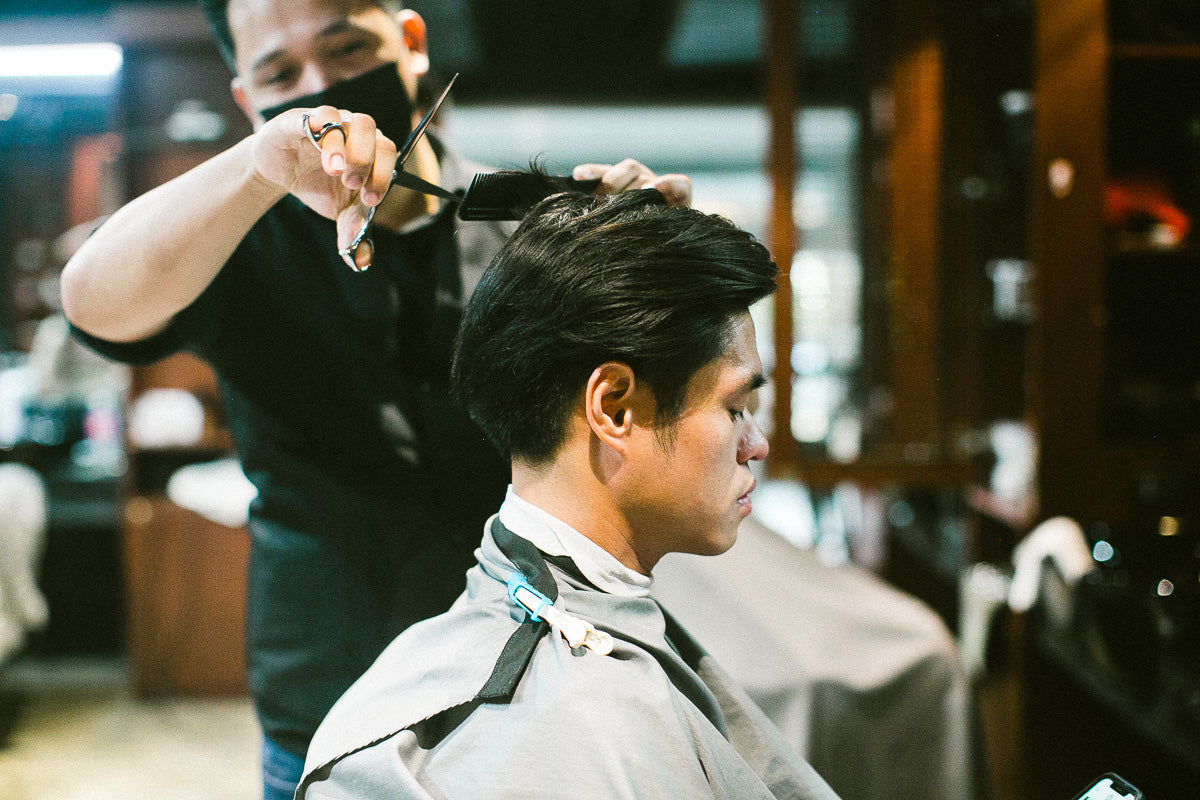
[0,1,1198,799]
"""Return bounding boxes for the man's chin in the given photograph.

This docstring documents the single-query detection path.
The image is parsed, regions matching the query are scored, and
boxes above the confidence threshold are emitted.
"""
[696,526,740,557]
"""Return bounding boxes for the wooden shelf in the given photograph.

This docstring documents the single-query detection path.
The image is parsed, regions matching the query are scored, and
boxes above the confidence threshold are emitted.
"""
[1109,243,1200,261]
[1112,42,1200,61]
[123,495,248,696]
[776,457,973,489]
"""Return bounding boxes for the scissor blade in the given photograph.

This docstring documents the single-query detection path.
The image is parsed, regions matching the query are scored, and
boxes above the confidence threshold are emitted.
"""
[392,168,459,201]
[398,72,458,167]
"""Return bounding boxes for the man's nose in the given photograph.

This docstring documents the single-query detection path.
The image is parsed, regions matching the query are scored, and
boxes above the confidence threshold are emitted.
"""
[294,63,334,97]
[739,416,769,463]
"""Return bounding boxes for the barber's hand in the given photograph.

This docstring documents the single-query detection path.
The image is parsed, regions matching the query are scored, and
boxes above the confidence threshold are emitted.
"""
[253,106,398,256]
[572,159,692,207]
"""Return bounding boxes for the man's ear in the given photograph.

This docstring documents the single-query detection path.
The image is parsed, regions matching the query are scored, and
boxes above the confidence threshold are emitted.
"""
[397,9,430,78]
[230,78,261,128]
[584,363,639,450]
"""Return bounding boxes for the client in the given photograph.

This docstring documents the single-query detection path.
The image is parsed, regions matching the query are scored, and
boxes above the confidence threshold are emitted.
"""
[297,185,842,800]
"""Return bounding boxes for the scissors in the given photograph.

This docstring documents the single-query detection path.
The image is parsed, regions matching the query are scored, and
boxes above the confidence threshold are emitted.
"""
[303,73,459,272]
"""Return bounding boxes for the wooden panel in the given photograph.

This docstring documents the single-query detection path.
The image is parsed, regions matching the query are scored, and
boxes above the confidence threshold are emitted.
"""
[885,4,944,446]
[765,0,798,470]
[65,133,123,229]
[129,352,218,398]
[123,495,248,696]
[1029,0,1113,523]
[777,456,971,489]
[975,611,1029,800]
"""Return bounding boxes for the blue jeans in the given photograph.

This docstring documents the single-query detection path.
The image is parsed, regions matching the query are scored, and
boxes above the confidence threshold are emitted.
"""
[263,736,306,800]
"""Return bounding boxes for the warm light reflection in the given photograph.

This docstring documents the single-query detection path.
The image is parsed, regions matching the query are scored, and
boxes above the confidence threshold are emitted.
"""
[1158,516,1180,537]
[1157,579,1174,597]
[0,43,123,78]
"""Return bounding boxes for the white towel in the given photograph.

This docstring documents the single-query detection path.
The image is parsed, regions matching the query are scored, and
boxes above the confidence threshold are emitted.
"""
[0,463,48,663]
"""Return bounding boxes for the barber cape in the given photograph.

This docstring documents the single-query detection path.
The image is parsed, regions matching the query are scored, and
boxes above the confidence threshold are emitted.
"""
[298,489,842,800]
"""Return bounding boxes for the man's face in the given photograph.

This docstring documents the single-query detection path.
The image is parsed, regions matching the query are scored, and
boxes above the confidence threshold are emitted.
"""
[623,311,769,568]
[226,0,425,122]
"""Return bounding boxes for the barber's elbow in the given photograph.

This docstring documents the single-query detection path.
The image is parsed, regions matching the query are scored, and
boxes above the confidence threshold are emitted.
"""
[59,258,96,331]
[60,256,172,344]
[59,255,127,340]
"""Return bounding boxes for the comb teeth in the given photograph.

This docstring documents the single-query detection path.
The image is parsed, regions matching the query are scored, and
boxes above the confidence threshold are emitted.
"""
[458,171,601,221]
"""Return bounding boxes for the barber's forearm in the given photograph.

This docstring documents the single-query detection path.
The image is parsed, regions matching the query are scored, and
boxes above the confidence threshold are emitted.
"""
[60,135,287,343]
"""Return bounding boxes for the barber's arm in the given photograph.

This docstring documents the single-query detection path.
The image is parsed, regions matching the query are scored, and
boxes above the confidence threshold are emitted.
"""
[572,159,692,207]
[60,105,397,343]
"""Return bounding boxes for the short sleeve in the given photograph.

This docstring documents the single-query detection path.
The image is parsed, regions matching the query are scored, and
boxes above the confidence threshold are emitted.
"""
[68,244,239,365]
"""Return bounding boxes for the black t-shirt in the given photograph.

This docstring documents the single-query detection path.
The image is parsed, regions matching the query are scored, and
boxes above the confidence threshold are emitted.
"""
[74,175,511,535]
[72,149,514,754]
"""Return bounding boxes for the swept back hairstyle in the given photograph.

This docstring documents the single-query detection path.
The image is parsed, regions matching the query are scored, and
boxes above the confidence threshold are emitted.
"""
[452,186,778,465]
[200,0,404,71]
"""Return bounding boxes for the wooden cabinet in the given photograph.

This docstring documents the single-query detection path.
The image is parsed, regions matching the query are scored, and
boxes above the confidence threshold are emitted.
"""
[995,2,1200,798]
[874,3,1200,798]
[121,347,246,696]
[123,494,248,696]
[1031,0,1200,531]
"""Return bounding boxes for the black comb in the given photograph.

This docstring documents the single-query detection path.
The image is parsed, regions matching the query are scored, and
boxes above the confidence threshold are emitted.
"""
[457,171,602,221]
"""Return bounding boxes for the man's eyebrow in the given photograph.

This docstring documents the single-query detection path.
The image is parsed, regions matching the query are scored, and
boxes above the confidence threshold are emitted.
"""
[741,372,768,394]
[250,20,362,74]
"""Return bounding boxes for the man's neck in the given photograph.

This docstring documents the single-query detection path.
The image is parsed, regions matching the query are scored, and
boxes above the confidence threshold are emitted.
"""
[511,459,656,575]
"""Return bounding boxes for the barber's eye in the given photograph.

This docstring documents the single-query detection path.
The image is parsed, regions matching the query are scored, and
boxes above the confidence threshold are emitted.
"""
[261,67,295,87]
[334,40,368,58]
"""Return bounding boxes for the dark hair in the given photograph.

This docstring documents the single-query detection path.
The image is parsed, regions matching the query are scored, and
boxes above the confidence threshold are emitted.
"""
[200,1,404,71]
[452,186,778,464]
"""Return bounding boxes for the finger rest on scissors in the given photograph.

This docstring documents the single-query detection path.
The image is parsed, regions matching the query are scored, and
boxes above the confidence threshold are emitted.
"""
[301,113,348,152]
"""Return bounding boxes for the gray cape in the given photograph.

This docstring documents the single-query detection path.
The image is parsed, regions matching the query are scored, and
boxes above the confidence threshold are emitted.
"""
[298,517,842,800]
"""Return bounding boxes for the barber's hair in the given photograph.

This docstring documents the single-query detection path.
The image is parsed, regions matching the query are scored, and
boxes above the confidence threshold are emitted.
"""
[452,185,778,464]
[200,1,404,71]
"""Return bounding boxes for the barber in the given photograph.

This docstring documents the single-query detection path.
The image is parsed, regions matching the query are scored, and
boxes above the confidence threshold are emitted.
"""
[59,3,691,799]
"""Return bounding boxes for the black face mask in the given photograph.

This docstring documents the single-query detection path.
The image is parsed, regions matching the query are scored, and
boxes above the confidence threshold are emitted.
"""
[258,61,414,146]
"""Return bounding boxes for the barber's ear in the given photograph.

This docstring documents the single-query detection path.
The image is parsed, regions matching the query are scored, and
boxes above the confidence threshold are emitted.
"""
[230,78,260,128]
[585,363,638,448]
[397,9,430,77]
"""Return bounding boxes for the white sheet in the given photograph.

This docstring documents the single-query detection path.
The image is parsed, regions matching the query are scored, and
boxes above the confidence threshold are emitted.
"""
[653,515,973,800]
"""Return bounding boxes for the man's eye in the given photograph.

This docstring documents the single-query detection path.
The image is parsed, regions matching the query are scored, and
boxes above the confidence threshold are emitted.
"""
[729,408,746,421]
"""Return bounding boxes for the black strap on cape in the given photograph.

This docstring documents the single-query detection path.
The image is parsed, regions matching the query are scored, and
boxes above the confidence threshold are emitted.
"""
[474,517,559,702]
[298,522,604,797]
[544,552,599,589]
[478,524,727,731]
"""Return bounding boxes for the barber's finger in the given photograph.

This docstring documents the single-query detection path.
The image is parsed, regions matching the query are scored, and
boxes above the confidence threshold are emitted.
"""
[361,130,398,207]
[304,105,349,174]
[572,163,610,182]
[605,158,656,194]
[579,158,656,196]
[340,111,379,192]
[652,174,693,207]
